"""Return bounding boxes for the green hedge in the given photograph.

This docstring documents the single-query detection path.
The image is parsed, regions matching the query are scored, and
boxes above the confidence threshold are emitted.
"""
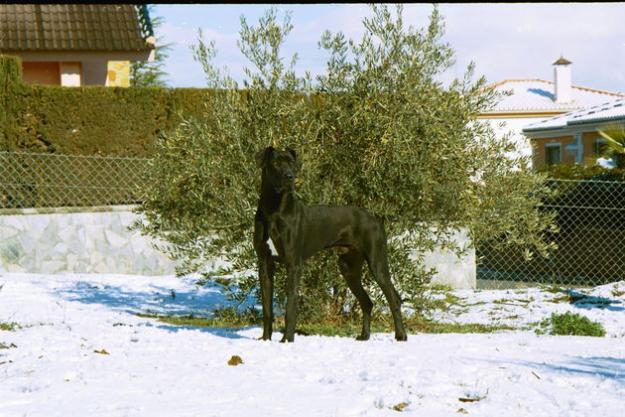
[538,162,625,181]
[0,55,210,156]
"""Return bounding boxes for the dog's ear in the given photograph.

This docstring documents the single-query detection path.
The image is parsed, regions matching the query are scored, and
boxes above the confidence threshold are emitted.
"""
[256,146,274,169]
[286,147,301,170]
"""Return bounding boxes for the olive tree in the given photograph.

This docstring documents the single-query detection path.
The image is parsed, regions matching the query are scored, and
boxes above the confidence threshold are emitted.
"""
[134,5,554,323]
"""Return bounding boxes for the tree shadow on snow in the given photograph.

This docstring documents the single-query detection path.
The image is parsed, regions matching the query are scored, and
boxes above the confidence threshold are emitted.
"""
[481,356,625,384]
[567,290,625,312]
[139,321,255,340]
[54,280,258,340]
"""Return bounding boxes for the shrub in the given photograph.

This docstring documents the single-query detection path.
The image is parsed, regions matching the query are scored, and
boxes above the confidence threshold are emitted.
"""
[0,322,20,331]
[539,312,606,337]
[539,163,625,181]
[0,54,210,156]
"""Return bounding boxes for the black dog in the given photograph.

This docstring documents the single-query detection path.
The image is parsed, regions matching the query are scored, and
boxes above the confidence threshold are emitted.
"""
[253,146,407,343]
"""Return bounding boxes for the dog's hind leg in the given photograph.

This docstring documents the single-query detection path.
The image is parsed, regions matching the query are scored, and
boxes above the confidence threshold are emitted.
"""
[281,262,303,343]
[365,243,408,342]
[338,250,372,341]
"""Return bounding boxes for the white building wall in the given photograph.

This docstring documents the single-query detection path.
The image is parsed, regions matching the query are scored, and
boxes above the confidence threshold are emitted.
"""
[14,51,149,86]
[480,116,551,163]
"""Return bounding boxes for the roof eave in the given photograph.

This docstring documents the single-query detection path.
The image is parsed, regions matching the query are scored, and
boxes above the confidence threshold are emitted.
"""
[524,118,625,137]
[568,115,625,126]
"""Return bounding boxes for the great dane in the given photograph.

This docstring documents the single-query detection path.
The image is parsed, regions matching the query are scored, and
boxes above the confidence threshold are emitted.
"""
[253,146,407,343]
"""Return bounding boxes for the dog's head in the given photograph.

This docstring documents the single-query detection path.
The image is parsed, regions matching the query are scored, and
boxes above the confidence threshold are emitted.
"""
[256,146,300,192]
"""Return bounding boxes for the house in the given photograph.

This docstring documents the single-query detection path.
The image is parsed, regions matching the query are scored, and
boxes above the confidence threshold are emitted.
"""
[478,57,625,160]
[522,98,625,168]
[0,4,155,87]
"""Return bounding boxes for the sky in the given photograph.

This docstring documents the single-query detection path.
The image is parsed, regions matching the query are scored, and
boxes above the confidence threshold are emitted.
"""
[151,3,625,93]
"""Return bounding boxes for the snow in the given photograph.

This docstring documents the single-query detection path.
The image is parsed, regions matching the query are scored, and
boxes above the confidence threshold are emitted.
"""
[597,157,616,169]
[1,273,624,417]
[523,97,625,132]
[428,283,625,338]
[490,79,624,113]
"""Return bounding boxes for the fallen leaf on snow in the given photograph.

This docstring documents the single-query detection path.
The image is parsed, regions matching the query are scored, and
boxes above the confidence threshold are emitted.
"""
[391,402,410,412]
[228,355,243,366]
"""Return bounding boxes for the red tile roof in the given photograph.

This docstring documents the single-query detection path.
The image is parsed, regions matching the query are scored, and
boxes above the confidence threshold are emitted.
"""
[0,4,153,52]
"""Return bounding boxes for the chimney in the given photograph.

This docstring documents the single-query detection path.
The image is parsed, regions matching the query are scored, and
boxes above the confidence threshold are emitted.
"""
[553,56,573,104]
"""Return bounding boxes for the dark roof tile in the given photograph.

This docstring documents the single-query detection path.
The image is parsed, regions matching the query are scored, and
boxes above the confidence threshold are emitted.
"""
[0,4,153,52]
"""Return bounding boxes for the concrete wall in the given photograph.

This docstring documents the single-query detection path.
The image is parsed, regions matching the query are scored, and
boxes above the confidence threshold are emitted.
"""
[0,207,476,288]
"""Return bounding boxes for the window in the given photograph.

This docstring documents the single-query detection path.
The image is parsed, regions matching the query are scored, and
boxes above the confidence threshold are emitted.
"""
[21,62,61,85]
[59,62,82,87]
[545,143,561,166]
[594,139,608,156]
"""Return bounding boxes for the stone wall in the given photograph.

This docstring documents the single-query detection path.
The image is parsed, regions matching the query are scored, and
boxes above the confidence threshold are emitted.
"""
[0,206,176,275]
[0,207,476,288]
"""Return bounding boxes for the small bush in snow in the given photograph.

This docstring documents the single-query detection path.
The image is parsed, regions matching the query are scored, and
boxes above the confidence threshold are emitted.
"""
[0,322,20,331]
[539,312,605,337]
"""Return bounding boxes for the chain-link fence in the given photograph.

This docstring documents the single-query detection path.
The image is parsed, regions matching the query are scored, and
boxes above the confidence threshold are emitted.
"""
[1,151,624,289]
[0,151,151,209]
[478,178,625,289]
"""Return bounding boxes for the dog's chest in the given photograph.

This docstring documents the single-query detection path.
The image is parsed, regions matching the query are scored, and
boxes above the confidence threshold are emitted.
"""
[266,218,286,258]
[266,236,279,257]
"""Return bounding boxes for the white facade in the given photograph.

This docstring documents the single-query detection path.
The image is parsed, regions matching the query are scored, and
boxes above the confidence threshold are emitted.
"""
[15,50,151,86]
[480,57,624,163]
[481,116,550,159]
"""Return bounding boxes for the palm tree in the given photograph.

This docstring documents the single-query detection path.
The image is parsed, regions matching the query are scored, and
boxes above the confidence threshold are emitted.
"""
[597,125,625,169]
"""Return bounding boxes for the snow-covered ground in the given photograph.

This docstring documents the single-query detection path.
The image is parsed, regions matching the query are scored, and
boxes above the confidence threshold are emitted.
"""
[1,273,624,417]
[428,282,625,338]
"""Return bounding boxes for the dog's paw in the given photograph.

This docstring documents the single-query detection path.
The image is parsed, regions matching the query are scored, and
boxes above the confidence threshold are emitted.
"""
[395,333,408,342]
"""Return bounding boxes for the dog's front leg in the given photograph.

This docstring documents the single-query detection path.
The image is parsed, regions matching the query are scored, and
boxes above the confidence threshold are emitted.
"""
[259,257,275,340]
[281,262,302,343]
[254,212,275,341]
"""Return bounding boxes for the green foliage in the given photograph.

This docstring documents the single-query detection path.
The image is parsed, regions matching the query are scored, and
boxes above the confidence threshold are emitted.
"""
[537,312,605,337]
[130,5,172,87]
[138,307,262,328]
[0,55,21,96]
[598,125,625,169]
[0,322,21,331]
[0,55,23,149]
[134,5,554,323]
[539,162,625,180]
[0,57,208,155]
[139,310,514,336]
